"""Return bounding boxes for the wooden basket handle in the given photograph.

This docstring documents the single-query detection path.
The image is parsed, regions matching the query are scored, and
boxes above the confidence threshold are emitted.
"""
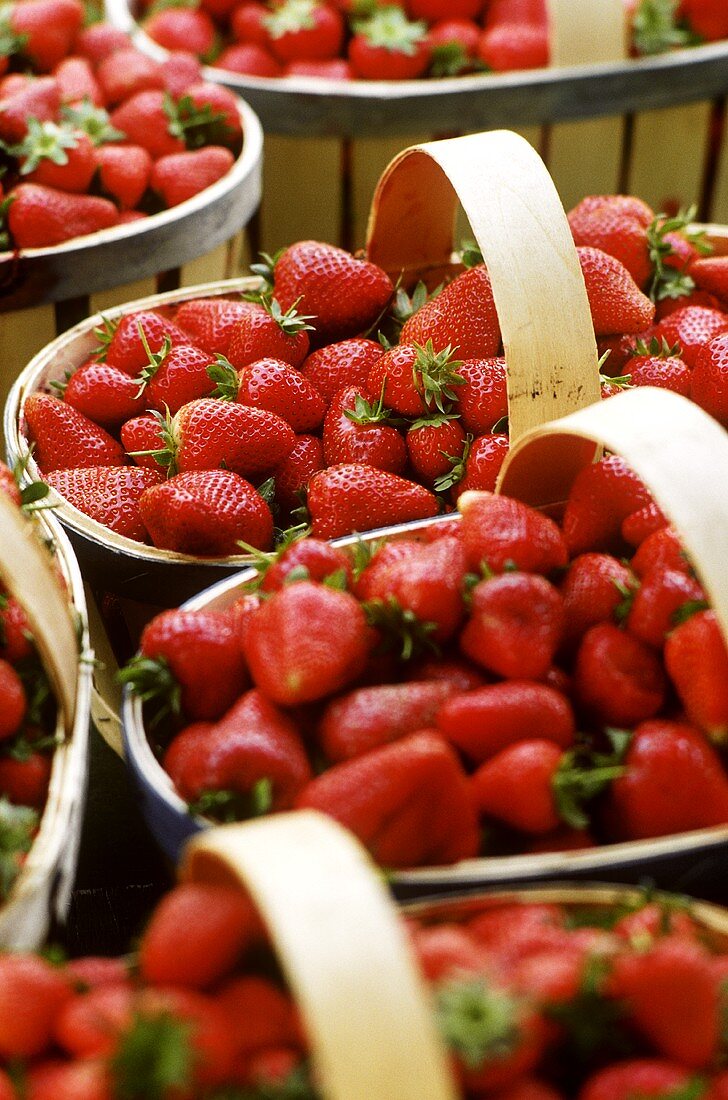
[0,494,78,733]
[547,0,627,66]
[498,386,728,641]
[182,811,457,1100]
[365,129,602,442]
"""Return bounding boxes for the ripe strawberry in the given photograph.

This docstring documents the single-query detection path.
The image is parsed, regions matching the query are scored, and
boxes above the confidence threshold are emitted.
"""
[265,0,344,62]
[22,1058,111,1099]
[691,331,728,426]
[54,984,134,1059]
[607,719,728,839]
[689,255,728,304]
[96,47,165,107]
[226,356,326,432]
[0,595,33,662]
[121,417,164,472]
[457,491,568,575]
[144,6,217,56]
[0,462,21,506]
[580,1059,699,1100]
[307,463,439,538]
[486,0,547,24]
[260,536,352,591]
[54,55,103,106]
[139,342,220,415]
[0,77,60,143]
[272,433,324,513]
[568,194,654,289]
[299,336,383,402]
[231,1,271,44]
[559,552,636,644]
[24,392,125,471]
[272,240,393,344]
[664,610,728,743]
[8,183,118,248]
[477,21,548,70]
[625,567,706,648]
[150,146,235,207]
[407,414,466,485]
[46,466,163,542]
[654,287,722,320]
[285,56,354,76]
[561,454,653,555]
[109,90,186,159]
[681,0,728,39]
[577,247,656,335]
[139,469,274,555]
[410,0,481,24]
[215,42,282,75]
[401,265,501,359]
[461,573,565,680]
[9,0,84,72]
[227,300,312,370]
[0,659,26,739]
[94,143,152,210]
[100,310,189,374]
[655,304,728,368]
[574,621,665,725]
[428,19,480,75]
[318,679,459,761]
[0,749,50,808]
[621,500,669,546]
[13,120,96,193]
[245,580,375,705]
[174,297,258,355]
[216,975,301,1063]
[0,954,71,1058]
[322,385,407,473]
[450,433,509,498]
[437,681,575,763]
[348,7,431,79]
[455,357,508,434]
[75,23,129,64]
[159,51,204,97]
[61,360,146,427]
[167,398,297,478]
[472,739,563,833]
[367,340,464,417]
[409,921,488,983]
[631,525,692,578]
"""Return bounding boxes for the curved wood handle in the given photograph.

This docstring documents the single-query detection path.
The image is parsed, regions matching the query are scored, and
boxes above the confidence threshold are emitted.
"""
[548,0,627,66]
[0,495,78,733]
[182,812,458,1100]
[498,386,728,641]
[365,130,601,442]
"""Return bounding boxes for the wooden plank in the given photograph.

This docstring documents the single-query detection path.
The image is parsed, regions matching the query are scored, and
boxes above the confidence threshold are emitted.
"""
[259,136,343,253]
[710,123,728,225]
[627,103,712,214]
[91,279,158,315]
[0,307,57,450]
[547,117,624,211]
[180,240,232,287]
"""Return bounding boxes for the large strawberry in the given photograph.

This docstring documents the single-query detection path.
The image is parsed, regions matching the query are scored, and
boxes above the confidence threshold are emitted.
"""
[307,463,439,539]
[99,311,189,375]
[226,299,313,370]
[9,0,84,72]
[7,183,118,248]
[576,247,655,335]
[366,340,464,416]
[568,194,654,289]
[322,385,407,473]
[457,491,568,575]
[264,0,345,62]
[61,360,146,428]
[573,621,665,726]
[477,20,549,71]
[159,398,297,478]
[272,433,324,513]
[24,392,125,471]
[11,119,96,194]
[212,356,326,432]
[272,240,393,344]
[150,146,235,208]
[96,46,166,106]
[299,337,384,402]
[655,304,728,368]
[456,357,508,434]
[138,341,221,415]
[561,455,653,555]
[45,466,163,542]
[400,265,501,359]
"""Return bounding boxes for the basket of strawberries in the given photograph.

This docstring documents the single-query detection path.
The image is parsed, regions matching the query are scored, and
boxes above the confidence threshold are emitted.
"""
[3,809,728,1096]
[0,0,263,313]
[0,462,91,950]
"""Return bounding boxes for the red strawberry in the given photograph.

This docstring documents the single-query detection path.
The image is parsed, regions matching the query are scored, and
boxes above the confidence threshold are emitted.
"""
[94,144,152,210]
[260,536,352,592]
[45,466,163,542]
[621,500,669,546]
[457,490,568,574]
[10,0,84,72]
[121,415,166,472]
[299,337,383,402]
[272,433,324,513]
[689,255,728,304]
[139,342,220,415]
[654,287,722,320]
[0,596,33,662]
[96,47,165,107]
[183,82,244,146]
[0,660,26,740]
[144,6,217,56]
[560,552,636,644]
[62,360,146,427]
[455,357,508,434]
[53,56,102,106]
[227,300,312,370]
[151,146,235,208]
[307,463,439,539]
[168,398,297,478]
[265,0,344,62]
[245,580,375,705]
[561,454,653,555]
[8,183,118,248]
[215,42,282,75]
[580,1060,700,1100]
[109,89,185,159]
[401,265,501,359]
[100,310,189,374]
[681,0,728,39]
[625,567,706,648]
[664,609,728,743]
[407,414,466,486]
[367,340,464,417]
[229,356,326,432]
[573,621,665,725]
[348,7,431,79]
[472,739,563,833]
[75,23,129,64]
[577,247,656,335]
[273,240,393,344]
[428,20,480,75]
[0,463,21,507]
[0,954,71,1058]
[159,51,204,97]
[691,331,728,426]
[631,525,692,578]
[447,433,509,498]
[231,1,271,44]
[24,392,125,472]
[285,56,353,77]
[655,304,728,368]
[322,385,406,473]
[14,121,96,193]
[139,469,274,555]
[319,679,459,761]
[568,194,654,289]
[0,77,60,143]
[174,297,258,355]
[461,573,565,680]
[477,21,548,70]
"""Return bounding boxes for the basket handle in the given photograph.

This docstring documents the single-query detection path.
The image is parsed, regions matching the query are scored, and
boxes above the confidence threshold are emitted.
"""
[548,0,627,66]
[498,386,728,642]
[0,494,78,733]
[365,129,602,443]
[182,811,458,1100]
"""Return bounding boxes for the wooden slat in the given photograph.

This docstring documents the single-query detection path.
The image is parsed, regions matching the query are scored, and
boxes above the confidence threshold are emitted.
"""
[180,240,234,287]
[627,103,712,214]
[0,306,57,450]
[260,136,343,254]
[91,279,158,316]
[547,117,624,211]
[709,123,728,224]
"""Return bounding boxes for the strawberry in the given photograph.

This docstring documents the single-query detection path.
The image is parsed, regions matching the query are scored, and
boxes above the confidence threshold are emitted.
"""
[655,304,728,368]
[692,331,728,426]
[174,297,258,355]
[472,739,563,833]
[461,573,565,680]
[100,311,189,374]
[215,42,282,75]
[124,607,249,722]
[109,90,185,159]
[561,455,653,555]
[22,1058,111,1098]
[163,398,297,478]
[568,194,654,290]
[24,392,125,471]
[260,536,352,591]
[427,20,480,76]
[0,659,26,739]
[94,143,152,210]
[299,337,383,402]
[272,433,324,513]
[216,976,301,1063]
[54,55,103,107]
[438,681,576,765]
[455,356,508,434]
[580,1060,700,1100]
[625,567,706,648]
[285,56,353,76]
[367,340,464,417]
[245,580,375,705]
[265,0,345,62]
[577,247,656,335]
[621,501,669,546]
[159,51,204,97]
[139,469,274,555]
[487,1080,563,1100]
[231,1,271,44]
[319,679,462,765]
[449,433,509,498]
[0,954,71,1058]
[664,610,728,743]
[139,341,220,415]
[407,414,466,485]
[574,621,665,725]
[485,0,547,24]
[0,752,52,809]
[0,596,33,662]
[9,0,84,72]
[221,356,326,432]
[457,490,568,575]
[628,353,691,396]
[409,922,489,983]
[96,47,165,107]
[689,255,728,304]
[559,552,636,645]
[144,7,217,57]
[61,360,146,427]
[322,385,407,473]
[401,265,501,359]
[0,77,60,143]
[307,463,439,538]
[681,0,728,39]
[0,463,21,506]
[348,7,431,79]
[46,466,163,542]
[409,0,481,24]
[8,183,118,248]
[75,23,129,64]
[477,21,548,70]
[227,299,312,370]
[631,525,693,578]
[11,119,95,193]
[150,146,235,207]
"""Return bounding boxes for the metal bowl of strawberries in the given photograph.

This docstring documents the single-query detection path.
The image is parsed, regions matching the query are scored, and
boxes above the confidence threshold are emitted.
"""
[0,3,263,312]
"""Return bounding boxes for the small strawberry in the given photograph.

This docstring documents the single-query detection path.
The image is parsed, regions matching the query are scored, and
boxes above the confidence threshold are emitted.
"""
[367,340,464,417]
[691,331,728,426]
[448,433,509,499]
[299,336,383,402]
[322,384,407,473]
[7,183,118,248]
[457,490,568,574]
[0,596,33,662]
[215,42,282,75]
[264,0,345,62]
[24,392,125,472]
[477,21,548,70]
[271,240,393,344]
[577,246,656,335]
[307,463,439,539]
[61,359,146,427]
[159,51,204,97]
[272,433,324,513]
[214,355,326,432]
[94,143,152,210]
[46,466,163,542]
[11,119,96,193]
[625,566,706,648]
[259,535,352,591]
[406,414,466,486]
[654,304,728,368]
[99,310,189,374]
[559,552,636,645]
[348,6,431,79]
[573,622,666,725]
[139,469,274,555]
[472,739,563,833]
[401,264,501,360]
[174,297,258,355]
[144,6,217,57]
[461,573,565,680]
[455,356,508,434]
[138,340,220,415]
[561,455,653,555]
[664,610,728,744]
[150,146,235,208]
[227,299,313,370]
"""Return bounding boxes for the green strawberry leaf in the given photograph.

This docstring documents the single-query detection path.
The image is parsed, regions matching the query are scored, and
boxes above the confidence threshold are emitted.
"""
[631,0,695,55]
[0,797,38,900]
[362,594,439,662]
[188,778,274,822]
[61,100,125,146]
[434,976,520,1071]
[111,1011,194,1100]
[352,4,428,55]
[552,733,631,830]
[118,654,182,728]
[429,40,470,77]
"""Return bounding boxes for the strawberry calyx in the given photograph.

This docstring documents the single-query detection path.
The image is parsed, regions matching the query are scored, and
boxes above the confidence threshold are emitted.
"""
[92,315,119,360]
[390,279,436,328]
[8,118,79,176]
[612,577,637,623]
[264,296,316,336]
[207,354,241,401]
[264,0,317,39]
[136,326,172,395]
[188,778,274,823]
[352,5,428,54]
[118,654,182,727]
[459,239,484,268]
[600,372,633,390]
[545,955,628,1063]
[429,40,470,77]
[671,597,710,626]
[111,1010,194,1100]
[163,92,232,152]
[61,99,125,147]
[249,249,283,293]
[631,0,695,55]
[434,975,522,1071]
[343,383,396,426]
[0,797,38,901]
[553,728,632,830]
[362,594,440,662]
[126,408,178,474]
[629,335,682,360]
[434,433,472,493]
[412,339,464,414]
[0,9,26,59]
[647,205,712,302]
[7,730,58,762]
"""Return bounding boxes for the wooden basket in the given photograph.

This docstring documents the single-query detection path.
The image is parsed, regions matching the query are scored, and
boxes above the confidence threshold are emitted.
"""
[0,499,92,950]
[121,385,728,898]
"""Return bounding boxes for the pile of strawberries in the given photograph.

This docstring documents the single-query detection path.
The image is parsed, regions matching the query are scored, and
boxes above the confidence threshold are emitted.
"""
[122,467,728,869]
[21,191,728,556]
[4,878,728,1098]
[0,463,59,903]
[0,0,245,251]
[135,0,728,83]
